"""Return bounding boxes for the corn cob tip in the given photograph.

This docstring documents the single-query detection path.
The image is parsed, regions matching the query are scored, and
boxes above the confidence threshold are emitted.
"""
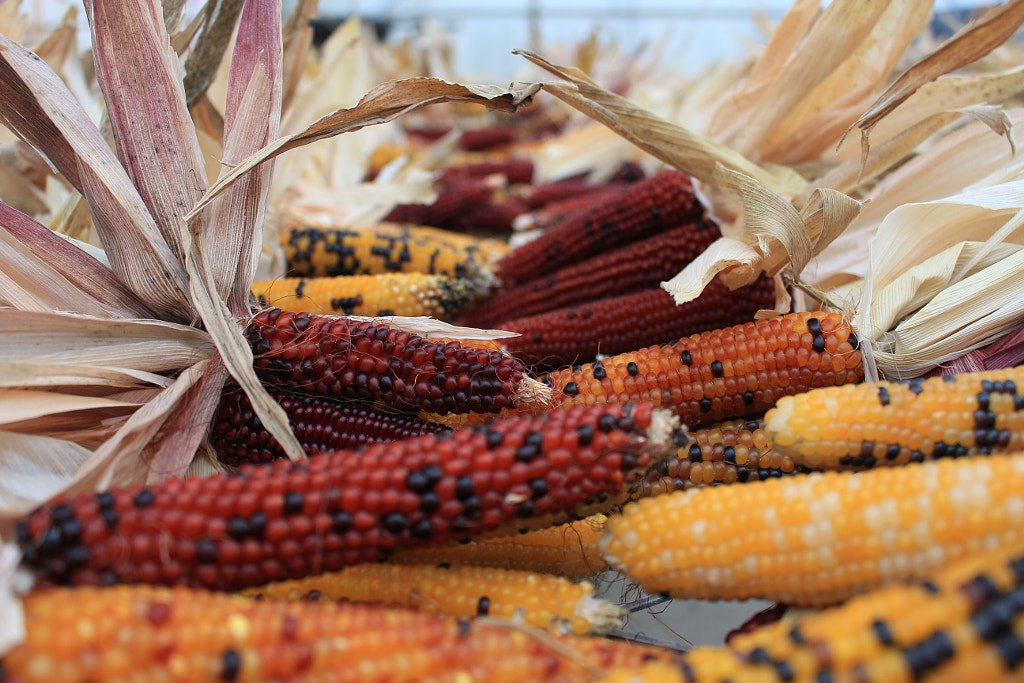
[576,594,628,635]
[517,375,554,406]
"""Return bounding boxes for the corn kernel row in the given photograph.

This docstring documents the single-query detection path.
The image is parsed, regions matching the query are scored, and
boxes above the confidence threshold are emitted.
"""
[18,402,682,591]
[765,365,1024,470]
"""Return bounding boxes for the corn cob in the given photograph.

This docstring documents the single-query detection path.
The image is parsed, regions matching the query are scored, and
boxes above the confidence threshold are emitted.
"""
[246,308,548,415]
[459,125,519,151]
[283,221,508,279]
[496,169,703,287]
[461,221,721,328]
[438,158,535,185]
[515,185,631,232]
[523,179,633,209]
[634,419,806,498]
[382,180,495,230]
[461,195,532,233]
[18,401,682,591]
[251,272,484,318]
[210,387,451,467]
[389,515,609,579]
[544,310,863,428]
[242,562,624,635]
[497,276,778,371]
[602,452,1024,607]
[764,366,1024,470]
[1,584,686,683]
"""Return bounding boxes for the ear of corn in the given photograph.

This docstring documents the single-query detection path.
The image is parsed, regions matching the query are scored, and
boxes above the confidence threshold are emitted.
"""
[601,453,1024,606]
[634,419,806,498]
[210,387,451,467]
[516,185,631,232]
[241,562,624,635]
[388,515,609,579]
[437,158,535,185]
[251,272,485,318]
[1,583,685,683]
[496,277,777,371]
[496,169,703,287]
[461,221,721,328]
[18,401,682,591]
[246,307,547,415]
[765,366,1024,470]
[544,310,863,428]
[282,221,508,279]
[382,181,497,231]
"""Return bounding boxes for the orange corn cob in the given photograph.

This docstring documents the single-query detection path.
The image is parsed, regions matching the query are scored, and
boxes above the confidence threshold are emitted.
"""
[602,452,1024,607]
[497,276,777,371]
[210,387,450,466]
[389,515,609,579]
[765,366,1024,470]
[18,402,682,590]
[246,308,548,415]
[1,584,686,682]
[462,221,721,328]
[544,310,863,428]
[282,221,508,279]
[634,419,805,498]
[242,562,624,635]
[496,169,702,287]
[251,272,484,318]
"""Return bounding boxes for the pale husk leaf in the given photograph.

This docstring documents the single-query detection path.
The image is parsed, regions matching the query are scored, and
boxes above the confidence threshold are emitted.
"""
[0,541,28,657]
[0,32,191,320]
[0,390,140,428]
[0,361,173,390]
[181,0,245,107]
[0,432,92,521]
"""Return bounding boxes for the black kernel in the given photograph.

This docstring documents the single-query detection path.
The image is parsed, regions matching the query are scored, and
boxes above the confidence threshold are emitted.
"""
[476,596,491,616]
[598,413,618,432]
[227,517,250,540]
[134,488,155,508]
[626,361,639,377]
[331,511,353,534]
[593,362,607,380]
[699,398,712,412]
[50,504,74,523]
[996,631,1024,669]
[710,360,724,378]
[221,649,241,681]
[195,539,218,564]
[576,424,594,447]
[455,475,475,500]
[563,381,579,396]
[811,334,826,353]
[411,519,434,540]
[283,492,304,515]
[878,386,890,406]
[485,429,503,449]
[680,350,692,366]
[742,390,754,406]
[419,492,441,514]
[406,470,432,494]
[422,464,444,487]
[382,512,409,534]
[872,619,894,645]
[806,317,822,335]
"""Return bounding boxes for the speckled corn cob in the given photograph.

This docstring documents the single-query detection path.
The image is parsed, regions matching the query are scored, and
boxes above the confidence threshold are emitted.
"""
[1,583,686,683]
[765,366,1024,470]
[251,272,484,318]
[389,515,609,579]
[246,308,548,415]
[496,169,703,287]
[18,402,682,591]
[497,276,777,371]
[210,387,450,466]
[462,221,721,328]
[634,419,805,498]
[544,310,863,428]
[283,221,508,279]
[242,563,624,635]
[602,453,1024,606]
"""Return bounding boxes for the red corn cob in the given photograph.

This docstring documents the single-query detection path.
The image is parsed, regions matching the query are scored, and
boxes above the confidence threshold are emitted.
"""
[246,307,549,415]
[523,179,634,208]
[496,276,778,371]
[496,168,703,286]
[383,180,494,230]
[543,310,864,427]
[458,125,519,151]
[515,185,632,232]
[16,402,682,591]
[438,158,535,185]
[210,387,450,467]
[462,220,721,328]
[461,195,532,233]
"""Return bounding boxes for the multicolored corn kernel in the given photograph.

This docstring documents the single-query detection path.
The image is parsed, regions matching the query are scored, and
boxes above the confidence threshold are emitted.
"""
[462,221,721,328]
[282,220,508,279]
[1,583,686,683]
[242,562,624,635]
[634,419,806,498]
[496,169,703,287]
[389,515,609,579]
[251,271,484,319]
[601,452,1024,607]
[544,310,863,428]
[210,387,451,467]
[246,307,547,415]
[765,366,1024,470]
[17,402,682,591]
[496,276,778,371]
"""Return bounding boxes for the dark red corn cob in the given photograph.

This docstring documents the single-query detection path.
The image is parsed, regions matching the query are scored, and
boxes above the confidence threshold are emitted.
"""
[461,195,531,234]
[462,220,722,327]
[496,168,703,286]
[16,402,682,591]
[515,185,631,232]
[496,275,778,371]
[246,308,549,415]
[458,125,519,151]
[382,181,494,229]
[438,158,534,185]
[210,387,451,466]
[523,179,633,208]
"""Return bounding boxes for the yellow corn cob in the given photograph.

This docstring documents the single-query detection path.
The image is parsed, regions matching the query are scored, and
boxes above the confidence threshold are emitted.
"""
[765,366,1024,470]
[3,584,684,683]
[634,419,804,498]
[602,453,1024,606]
[241,562,624,635]
[282,220,509,279]
[251,272,484,318]
[388,515,609,579]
